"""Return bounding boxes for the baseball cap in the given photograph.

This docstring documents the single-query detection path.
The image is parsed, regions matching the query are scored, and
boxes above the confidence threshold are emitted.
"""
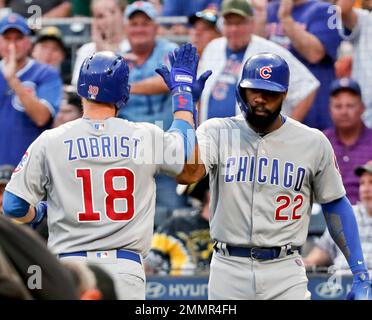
[355,160,372,177]
[189,8,219,26]
[0,13,31,36]
[35,26,66,52]
[0,165,14,184]
[124,1,157,21]
[221,0,253,18]
[330,77,362,97]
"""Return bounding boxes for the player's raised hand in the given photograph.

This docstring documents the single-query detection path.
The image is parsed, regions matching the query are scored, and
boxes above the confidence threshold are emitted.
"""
[156,44,212,103]
[346,272,372,300]
[156,43,197,91]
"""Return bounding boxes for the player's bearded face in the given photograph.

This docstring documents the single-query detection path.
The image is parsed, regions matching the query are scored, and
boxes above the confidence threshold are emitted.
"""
[243,89,284,130]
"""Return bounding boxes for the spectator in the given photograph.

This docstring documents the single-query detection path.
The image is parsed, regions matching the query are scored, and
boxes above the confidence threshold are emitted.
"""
[189,8,221,56]
[146,177,212,276]
[0,0,72,18]
[323,78,372,204]
[120,1,188,227]
[32,26,66,71]
[254,0,342,130]
[52,87,83,128]
[71,0,129,85]
[0,165,13,214]
[304,160,372,270]
[198,0,319,123]
[336,0,372,128]
[0,13,62,167]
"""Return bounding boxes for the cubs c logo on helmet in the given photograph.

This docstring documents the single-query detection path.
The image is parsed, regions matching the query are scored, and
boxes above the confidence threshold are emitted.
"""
[259,66,272,79]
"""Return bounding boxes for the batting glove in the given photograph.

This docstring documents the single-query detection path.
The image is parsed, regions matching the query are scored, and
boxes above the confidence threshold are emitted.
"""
[346,272,372,300]
[156,51,212,104]
[29,201,47,229]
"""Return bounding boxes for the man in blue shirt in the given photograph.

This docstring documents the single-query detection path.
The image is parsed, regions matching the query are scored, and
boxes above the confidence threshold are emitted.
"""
[0,13,62,166]
[254,0,342,130]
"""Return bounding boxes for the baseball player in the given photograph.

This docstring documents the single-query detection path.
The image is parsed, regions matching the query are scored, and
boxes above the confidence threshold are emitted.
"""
[2,43,205,300]
[175,53,372,300]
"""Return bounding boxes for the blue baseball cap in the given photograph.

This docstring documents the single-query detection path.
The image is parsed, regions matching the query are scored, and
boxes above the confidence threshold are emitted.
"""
[330,77,362,96]
[124,1,157,21]
[0,13,31,35]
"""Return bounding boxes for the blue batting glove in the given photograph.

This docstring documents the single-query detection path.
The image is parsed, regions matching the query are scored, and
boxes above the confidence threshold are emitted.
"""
[192,70,212,104]
[156,64,212,104]
[346,272,372,300]
[29,201,47,229]
[170,43,197,90]
[156,43,197,91]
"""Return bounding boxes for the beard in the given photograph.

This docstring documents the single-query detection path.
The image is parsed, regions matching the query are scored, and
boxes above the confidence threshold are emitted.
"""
[246,102,282,131]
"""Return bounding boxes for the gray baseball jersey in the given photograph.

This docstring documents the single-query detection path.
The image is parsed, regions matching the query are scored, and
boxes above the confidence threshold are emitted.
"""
[6,117,185,256]
[197,115,346,248]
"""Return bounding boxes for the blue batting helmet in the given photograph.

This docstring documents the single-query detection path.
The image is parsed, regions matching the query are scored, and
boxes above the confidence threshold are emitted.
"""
[77,51,131,109]
[236,53,289,118]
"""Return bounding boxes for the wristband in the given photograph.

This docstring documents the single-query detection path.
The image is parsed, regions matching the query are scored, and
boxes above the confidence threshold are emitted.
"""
[172,86,194,114]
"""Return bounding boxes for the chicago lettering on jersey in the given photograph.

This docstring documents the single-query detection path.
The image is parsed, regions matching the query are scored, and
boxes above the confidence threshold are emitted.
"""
[64,136,141,161]
[224,156,306,192]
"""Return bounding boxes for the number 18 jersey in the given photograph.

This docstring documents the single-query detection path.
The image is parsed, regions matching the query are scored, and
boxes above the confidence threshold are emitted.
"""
[6,118,185,256]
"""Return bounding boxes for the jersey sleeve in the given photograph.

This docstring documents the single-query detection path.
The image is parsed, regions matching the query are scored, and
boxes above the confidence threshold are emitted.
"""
[36,69,63,117]
[312,132,346,204]
[196,119,219,175]
[5,132,49,207]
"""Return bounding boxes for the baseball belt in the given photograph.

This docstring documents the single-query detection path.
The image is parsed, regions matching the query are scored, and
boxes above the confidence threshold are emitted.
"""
[58,249,142,264]
[213,242,300,260]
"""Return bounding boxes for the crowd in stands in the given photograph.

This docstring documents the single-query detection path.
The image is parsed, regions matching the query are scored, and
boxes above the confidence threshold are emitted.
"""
[1,0,372,298]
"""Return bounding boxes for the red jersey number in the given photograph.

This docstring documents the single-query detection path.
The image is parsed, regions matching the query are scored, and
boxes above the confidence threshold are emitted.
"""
[76,168,135,222]
[275,194,304,221]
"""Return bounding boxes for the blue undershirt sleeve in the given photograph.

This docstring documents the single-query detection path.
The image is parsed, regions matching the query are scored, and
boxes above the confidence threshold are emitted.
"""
[3,190,30,218]
[321,196,367,275]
